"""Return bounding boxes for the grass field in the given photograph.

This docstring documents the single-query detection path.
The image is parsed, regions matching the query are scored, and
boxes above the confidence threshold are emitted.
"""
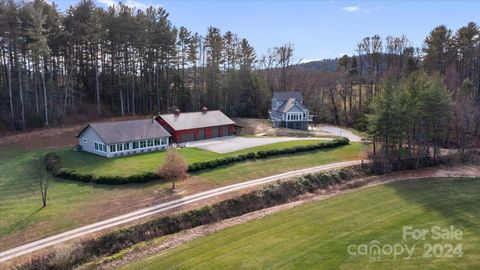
[0,142,363,250]
[58,139,341,176]
[123,178,480,270]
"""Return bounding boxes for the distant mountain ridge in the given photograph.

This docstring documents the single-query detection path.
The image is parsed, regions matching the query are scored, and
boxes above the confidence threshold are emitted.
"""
[295,58,338,72]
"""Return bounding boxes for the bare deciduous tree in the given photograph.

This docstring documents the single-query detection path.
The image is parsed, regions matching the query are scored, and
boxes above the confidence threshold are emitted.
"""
[156,148,188,190]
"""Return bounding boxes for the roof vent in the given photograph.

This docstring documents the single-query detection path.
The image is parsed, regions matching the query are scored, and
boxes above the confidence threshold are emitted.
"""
[201,106,208,113]
[173,108,181,116]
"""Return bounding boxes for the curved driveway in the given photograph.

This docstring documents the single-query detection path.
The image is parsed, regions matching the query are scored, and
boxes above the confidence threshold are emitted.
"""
[0,160,361,263]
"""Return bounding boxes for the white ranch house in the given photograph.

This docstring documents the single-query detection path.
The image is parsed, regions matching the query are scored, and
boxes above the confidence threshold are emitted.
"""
[77,119,171,158]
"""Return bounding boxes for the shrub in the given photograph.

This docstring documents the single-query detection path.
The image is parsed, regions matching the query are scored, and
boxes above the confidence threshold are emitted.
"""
[188,137,350,173]
[45,137,350,185]
[45,152,62,175]
[20,165,364,270]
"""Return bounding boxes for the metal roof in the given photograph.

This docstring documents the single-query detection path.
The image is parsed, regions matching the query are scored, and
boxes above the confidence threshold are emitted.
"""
[272,91,304,101]
[277,98,308,113]
[158,110,235,131]
[78,119,171,144]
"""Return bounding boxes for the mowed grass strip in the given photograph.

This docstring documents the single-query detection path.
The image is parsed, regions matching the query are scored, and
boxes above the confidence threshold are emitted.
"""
[0,142,363,250]
[123,178,480,270]
[58,139,347,177]
[194,143,364,184]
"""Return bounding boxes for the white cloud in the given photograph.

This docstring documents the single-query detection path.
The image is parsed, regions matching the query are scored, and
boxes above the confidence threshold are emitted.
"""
[341,5,380,13]
[299,58,324,64]
[97,0,116,7]
[341,6,359,12]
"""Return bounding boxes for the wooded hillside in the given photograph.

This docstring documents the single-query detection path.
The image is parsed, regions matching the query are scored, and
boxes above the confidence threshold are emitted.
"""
[0,0,479,155]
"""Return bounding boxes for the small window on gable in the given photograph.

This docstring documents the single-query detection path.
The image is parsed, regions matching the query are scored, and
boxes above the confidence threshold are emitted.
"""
[82,138,87,143]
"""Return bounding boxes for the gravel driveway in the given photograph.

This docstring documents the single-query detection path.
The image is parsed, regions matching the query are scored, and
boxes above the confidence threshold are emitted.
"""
[187,136,328,154]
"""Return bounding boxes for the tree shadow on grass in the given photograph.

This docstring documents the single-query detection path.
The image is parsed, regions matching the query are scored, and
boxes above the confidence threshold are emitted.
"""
[383,177,480,228]
[4,207,43,235]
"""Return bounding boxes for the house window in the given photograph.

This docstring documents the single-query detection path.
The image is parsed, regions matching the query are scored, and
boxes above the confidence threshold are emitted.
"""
[154,139,160,146]
[110,144,116,152]
[140,141,146,148]
[82,138,87,143]
[147,140,154,147]
[95,142,107,152]
[117,143,123,151]
[133,141,139,149]
[161,138,168,145]
[124,142,130,150]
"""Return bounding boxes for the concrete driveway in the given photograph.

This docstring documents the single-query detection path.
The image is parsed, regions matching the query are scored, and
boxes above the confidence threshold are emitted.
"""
[312,125,362,142]
[187,136,328,154]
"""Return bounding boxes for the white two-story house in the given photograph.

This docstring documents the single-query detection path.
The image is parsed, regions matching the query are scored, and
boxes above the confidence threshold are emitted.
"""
[269,91,310,130]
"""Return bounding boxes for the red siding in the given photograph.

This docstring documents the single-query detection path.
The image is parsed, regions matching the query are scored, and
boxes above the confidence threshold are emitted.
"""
[155,116,234,143]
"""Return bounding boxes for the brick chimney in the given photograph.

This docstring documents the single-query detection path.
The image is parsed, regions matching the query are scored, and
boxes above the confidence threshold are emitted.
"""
[173,108,181,116]
[201,106,208,114]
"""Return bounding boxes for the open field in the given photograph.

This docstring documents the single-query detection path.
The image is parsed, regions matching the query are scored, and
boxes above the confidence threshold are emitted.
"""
[123,178,480,270]
[0,142,364,251]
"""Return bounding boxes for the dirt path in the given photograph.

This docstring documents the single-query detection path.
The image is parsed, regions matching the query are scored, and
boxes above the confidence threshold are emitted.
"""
[91,164,480,270]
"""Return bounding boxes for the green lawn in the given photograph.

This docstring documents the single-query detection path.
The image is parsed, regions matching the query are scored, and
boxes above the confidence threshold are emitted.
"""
[123,178,480,270]
[58,139,343,176]
[194,143,363,184]
[0,142,363,250]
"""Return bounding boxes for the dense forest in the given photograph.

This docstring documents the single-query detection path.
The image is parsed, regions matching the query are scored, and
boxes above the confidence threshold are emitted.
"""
[1,0,479,158]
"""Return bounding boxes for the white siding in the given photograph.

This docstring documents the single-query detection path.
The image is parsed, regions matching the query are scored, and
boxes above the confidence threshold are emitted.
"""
[79,127,108,157]
[79,126,170,158]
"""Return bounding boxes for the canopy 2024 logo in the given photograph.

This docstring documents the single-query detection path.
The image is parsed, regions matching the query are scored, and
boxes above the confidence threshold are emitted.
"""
[347,225,464,262]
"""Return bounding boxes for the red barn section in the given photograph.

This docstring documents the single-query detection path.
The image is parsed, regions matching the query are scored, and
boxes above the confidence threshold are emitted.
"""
[156,108,236,143]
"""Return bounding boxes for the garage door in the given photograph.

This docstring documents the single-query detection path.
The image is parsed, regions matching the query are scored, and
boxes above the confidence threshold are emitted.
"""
[211,127,220,138]
[221,126,229,137]
[180,132,195,143]
[198,129,205,140]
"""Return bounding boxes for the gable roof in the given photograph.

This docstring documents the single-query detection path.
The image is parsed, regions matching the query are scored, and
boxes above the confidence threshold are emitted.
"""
[273,91,303,101]
[77,119,171,144]
[277,98,308,113]
[158,110,235,131]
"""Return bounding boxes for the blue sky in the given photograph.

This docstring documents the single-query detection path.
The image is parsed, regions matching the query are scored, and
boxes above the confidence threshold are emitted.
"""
[54,0,480,62]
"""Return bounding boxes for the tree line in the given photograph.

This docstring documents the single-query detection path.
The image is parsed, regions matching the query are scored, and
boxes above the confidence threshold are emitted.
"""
[1,0,479,159]
[0,0,277,130]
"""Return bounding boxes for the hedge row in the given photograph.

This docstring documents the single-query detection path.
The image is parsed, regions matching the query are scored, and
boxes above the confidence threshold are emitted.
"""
[45,152,162,185]
[369,155,451,175]
[19,166,365,270]
[188,137,350,172]
[45,137,350,185]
